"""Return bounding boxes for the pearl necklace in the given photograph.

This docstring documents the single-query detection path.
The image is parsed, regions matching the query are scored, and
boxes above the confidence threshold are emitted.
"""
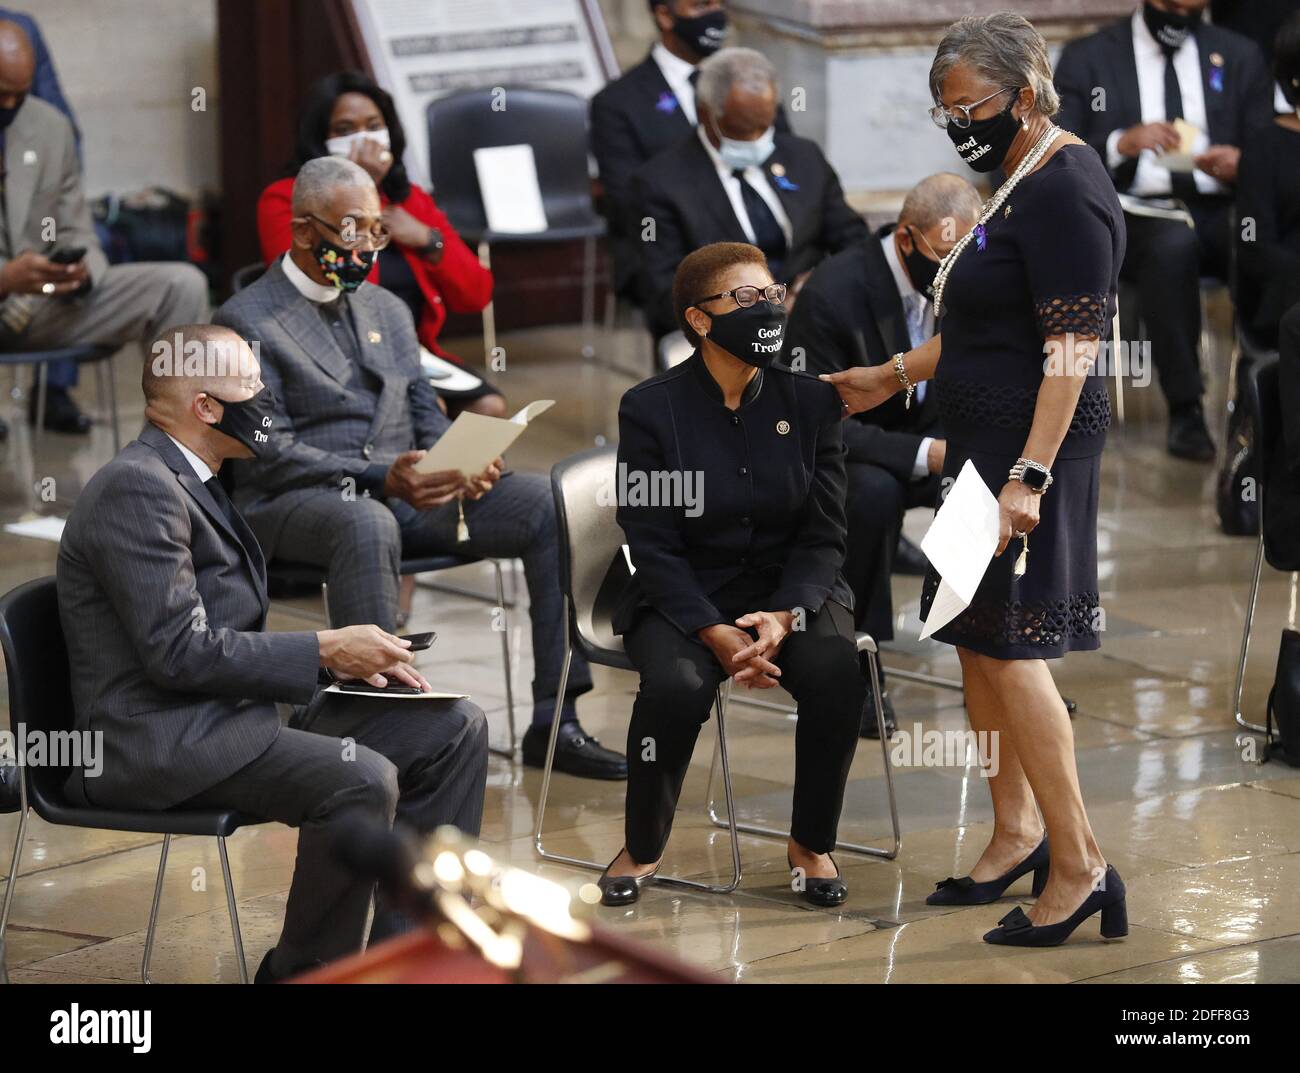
[932,124,1072,318]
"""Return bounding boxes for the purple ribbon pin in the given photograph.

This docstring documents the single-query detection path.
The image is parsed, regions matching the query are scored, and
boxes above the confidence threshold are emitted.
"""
[655,92,679,114]
[1209,68,1224,93]
[974,224,987,252]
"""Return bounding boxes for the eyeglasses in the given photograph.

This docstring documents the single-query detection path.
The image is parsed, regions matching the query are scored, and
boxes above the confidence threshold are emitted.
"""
[300,213,392,252]
[692,283,788,310]
[928,87,1017,129]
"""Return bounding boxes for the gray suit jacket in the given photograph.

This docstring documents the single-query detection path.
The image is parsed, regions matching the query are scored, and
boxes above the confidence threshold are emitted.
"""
[56,423,321,810]
[1,95,107,288]
[213,260,451,550]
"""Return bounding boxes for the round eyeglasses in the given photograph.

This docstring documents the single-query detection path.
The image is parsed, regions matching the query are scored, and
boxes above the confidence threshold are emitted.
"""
[692,283,788,310]
[928,87,1017,129]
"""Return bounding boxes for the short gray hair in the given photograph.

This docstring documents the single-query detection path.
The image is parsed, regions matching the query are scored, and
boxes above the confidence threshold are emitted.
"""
[695,47,778,117]
[929,12,1060,118]
[899,173,983,232]
[291,156,374,216]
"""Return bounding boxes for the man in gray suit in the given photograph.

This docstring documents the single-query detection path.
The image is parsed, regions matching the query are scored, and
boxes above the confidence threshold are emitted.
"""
[0,19,208,437]
[214,157,626,780]
[56,323,488,980]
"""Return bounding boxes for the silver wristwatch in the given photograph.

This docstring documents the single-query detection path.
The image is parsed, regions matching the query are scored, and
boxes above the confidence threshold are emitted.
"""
[1009,457,1053,493]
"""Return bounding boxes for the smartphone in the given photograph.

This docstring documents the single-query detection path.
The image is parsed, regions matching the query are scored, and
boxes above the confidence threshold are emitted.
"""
[49,246,87,265]
[336,680,424,695]
[399,631,437,652]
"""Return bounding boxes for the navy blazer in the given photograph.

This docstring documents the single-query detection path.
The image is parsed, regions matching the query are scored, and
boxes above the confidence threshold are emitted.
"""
[1054,18,1274,196]
[613,352,852,637]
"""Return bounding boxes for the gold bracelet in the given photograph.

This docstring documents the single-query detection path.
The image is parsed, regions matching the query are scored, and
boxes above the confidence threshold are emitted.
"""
[892,353,915,410]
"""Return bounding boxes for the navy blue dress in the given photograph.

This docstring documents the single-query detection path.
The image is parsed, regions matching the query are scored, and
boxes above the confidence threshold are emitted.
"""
[919,143,1126,660]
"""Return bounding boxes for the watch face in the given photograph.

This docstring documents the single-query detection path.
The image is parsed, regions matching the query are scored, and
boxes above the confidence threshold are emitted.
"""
[1021,467,1047,490]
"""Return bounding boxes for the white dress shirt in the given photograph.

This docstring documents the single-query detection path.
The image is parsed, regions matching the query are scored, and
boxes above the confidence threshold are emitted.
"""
[1104,10,1227,197]
[880,231,934,480]
[281,250,341,304]
[652,42,698,126]
[695,125,793,249]
[165,432,214,482]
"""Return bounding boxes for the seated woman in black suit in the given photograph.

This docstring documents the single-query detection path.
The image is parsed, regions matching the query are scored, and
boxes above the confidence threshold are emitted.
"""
[600,241,864,908]
[1237,12,1300,347]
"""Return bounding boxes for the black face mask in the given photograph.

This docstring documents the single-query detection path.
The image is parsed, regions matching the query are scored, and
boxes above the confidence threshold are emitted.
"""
[947,94,1021,173]
[0,95,26,131]
[209,385,278,458]
[702,300,786,368]
[673,9,728,58]
[901,226,940,301]
[314,237,377,292]
[1143,2,1199,53]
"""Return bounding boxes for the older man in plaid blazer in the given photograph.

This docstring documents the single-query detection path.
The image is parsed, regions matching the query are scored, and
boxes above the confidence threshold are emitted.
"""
[215,158,625,780]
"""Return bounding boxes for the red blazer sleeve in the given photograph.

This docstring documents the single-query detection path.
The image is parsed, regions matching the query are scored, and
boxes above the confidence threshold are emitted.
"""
[402,185,493,314]
[256,178,297,264]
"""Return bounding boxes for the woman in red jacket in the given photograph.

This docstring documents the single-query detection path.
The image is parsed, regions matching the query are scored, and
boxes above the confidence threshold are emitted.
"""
[259,71,505,417]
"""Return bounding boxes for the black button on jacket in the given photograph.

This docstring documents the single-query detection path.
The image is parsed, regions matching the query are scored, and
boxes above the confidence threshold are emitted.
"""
[613,351,853,637]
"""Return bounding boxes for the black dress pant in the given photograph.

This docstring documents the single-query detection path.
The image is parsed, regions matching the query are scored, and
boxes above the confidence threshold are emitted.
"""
[1119,196,1232,409]
[621,580,864,863]
[843,462,940,641]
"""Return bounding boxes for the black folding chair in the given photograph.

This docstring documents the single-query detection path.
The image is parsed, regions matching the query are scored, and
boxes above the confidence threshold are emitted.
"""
[0,344,120,450]
[0,578,261,983]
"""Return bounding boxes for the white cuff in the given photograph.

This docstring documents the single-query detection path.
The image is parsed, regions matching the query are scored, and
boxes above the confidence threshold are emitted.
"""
[912,437,934,481]
[1105,128,1126,172]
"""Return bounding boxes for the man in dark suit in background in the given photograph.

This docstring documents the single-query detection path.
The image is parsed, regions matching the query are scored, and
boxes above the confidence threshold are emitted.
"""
[633,47,867,346]
[215,157,626,781]
[784,173,981,736]
[56,323,488,981]
[1055,1,1275,461]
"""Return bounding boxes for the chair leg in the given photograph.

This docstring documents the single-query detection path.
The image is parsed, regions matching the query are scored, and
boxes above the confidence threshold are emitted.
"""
[704,635,902,861]
[217,837,249,984]
[478,241,497,362]
[581,235,596,360]
[320,581,332,628]
[491,559,517,757]
[0,799,29,942]
[34,361,47,447]
[142,834,171,984]
[1234,531,1268,734]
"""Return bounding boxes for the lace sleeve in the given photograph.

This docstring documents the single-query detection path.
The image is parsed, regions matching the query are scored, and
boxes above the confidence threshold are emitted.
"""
[1034,291,1108,339]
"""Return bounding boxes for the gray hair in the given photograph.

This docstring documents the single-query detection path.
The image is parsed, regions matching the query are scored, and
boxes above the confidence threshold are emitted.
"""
[291,156,374,216]
[899,173,983,232]
[695,47,778,117]
[929,12,1060,118]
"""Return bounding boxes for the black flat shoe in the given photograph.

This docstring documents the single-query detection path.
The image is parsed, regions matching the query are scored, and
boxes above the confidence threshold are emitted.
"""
[597,854,659,907]
[926,837,1049,906]
[522,721,628,780]
[1167,402,1215,462]
[894,534,929,576]
[790,853,848,908]
[983,865,1127,947]
[858,658,896,739]
[30,389,92,435]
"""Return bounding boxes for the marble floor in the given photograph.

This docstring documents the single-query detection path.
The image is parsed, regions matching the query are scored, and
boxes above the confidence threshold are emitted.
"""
[2,302,1298,985]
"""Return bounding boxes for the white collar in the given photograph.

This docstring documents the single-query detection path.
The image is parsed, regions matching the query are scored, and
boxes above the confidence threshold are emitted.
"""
[1132,7,1196,60]
[280,250,342,304]
[697,123,730,176]
[881,228,923,307]
[651,42,697,89]
[164,431,214,482]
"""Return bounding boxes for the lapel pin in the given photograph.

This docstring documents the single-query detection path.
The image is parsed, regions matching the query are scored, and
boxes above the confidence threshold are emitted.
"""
[1210,52,1224,67]
[22,149,36,165]
[367,330,382,343]
[770,163,786,177]
[776,420,790,435]
[1004,204,1013,218]
[655,91,678,114]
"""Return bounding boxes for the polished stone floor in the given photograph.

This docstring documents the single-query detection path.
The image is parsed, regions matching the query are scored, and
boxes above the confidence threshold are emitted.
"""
[2,301,1299,985]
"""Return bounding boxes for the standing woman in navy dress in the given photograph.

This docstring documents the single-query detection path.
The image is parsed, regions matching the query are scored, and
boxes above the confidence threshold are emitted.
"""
[826,12,1128,946]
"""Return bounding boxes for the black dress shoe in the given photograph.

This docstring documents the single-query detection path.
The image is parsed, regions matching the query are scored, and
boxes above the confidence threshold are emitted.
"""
[522,721,628,780]
[893,534,929,576]
[30,388,92,435]
[983,865,1127,947]
[790,854,848,907]
[1167,402,1215,462]
[597,854,659,906]
[926,837,1049,906]
[859,661,896,739]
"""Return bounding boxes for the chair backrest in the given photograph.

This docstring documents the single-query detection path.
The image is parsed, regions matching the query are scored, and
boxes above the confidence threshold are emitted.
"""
[0,578,78,813]
[425,87,598,238]
[1247,356,1296,569]
[550,446,632,665]
[230,262,266,294]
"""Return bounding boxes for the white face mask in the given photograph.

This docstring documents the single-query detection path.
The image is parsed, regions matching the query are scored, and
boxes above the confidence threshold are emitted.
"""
[324,127,390,158]
[710,115,776,172]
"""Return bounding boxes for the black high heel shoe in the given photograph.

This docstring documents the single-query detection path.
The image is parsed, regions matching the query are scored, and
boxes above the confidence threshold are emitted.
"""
[983,865,1127,947]
[925,837,1049,906]
[596,853,660,907]
[789,854,848,908]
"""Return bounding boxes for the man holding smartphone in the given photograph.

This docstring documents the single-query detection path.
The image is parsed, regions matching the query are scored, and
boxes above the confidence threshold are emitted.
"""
[0,19,208,438]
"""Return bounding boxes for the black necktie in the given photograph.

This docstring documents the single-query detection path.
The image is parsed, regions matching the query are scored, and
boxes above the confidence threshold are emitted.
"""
[204,475,242,534]
[1162,51,1198,202]
[688,68,700,89]
[732,169,787,275]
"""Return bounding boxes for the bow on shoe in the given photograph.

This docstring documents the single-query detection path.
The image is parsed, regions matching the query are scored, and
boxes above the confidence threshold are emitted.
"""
[934,875,975,892]
[994,906,1033,934]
